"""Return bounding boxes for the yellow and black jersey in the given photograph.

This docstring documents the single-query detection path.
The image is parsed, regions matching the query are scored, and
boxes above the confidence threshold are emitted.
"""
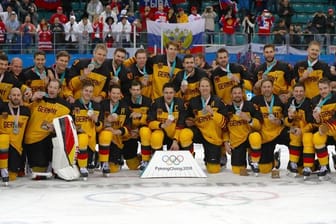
[224,101,262,148]
[251,94,285,143]
[105,59,134,97]
[20,66,49,93]
[293,60,331,99]
[128,62,153,99]
[71,99,102,150]
[123,95,152,129]
[148,55,183,99]
[211,63,253,105]
[187,95,227,146]
[254,61,293,95]
[148,96,186,140]
[311,93,336,125]
[172,67,208,103]
[99,99,131,134]
[284,97,314,133]
[0,72,23,101]
[67,59,110,100]
[48,66,72,99]
[24,97,71,144]
[0,103,30,154]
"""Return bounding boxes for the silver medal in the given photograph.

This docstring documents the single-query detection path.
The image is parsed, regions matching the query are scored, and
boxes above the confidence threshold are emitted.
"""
[235,109,241,115]
[111,113,118,119]
[87,109,94,116]
[13,122,19,134]
[168,114,175,121]
[288,105,296,113]
[113,76,119,82]
[202,108,208,115]
[87,63,95,72]
[268,114,275,120]
[181,80,188,86]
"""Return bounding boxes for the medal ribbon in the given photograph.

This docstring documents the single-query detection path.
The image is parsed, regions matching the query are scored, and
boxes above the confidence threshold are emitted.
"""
[233,102,244,113]
[168,59,176,79]
[201,96,211,111]
[262,60,277,79]
[80,98,93,110]
[8,103,20,130]
[110,101,119,114]
[165,100,174,115]
[291,98,305,109]
[264,94,274,115]
[34,66,46,79]
[318,93,332,108]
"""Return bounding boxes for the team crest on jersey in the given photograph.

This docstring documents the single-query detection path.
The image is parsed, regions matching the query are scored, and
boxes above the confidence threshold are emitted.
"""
[157,109,163,115]
[214,76,220,83]
[158,62,163,69]
[253,103,260,111]
[298,67,305,73]
[2,112,8,119]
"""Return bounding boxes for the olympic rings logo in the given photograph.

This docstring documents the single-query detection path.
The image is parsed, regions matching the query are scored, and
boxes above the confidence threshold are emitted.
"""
[162,155,184,165]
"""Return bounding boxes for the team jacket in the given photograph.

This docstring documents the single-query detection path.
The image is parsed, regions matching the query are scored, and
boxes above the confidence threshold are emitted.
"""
[148,96,186,141]
[148,55,183,99]
[211,63,253,105]
[123,95,152,130]
[0,72,25,101]
[251,94,285,143]
[224,101,262,148]
[48,65,72,99]
[0,103,30,154]
[254,60,293,95]
[293,60,331,99]
[24,97,71,144]
[187,95,227,146]
[67,59,110,100]
[128,62,153,99]
[172,67,208,103]
[72,99,102,151]
[99,99,131,148]
[284,97,314,133]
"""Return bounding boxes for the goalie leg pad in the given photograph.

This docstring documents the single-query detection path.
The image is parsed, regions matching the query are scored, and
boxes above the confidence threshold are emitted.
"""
[0,134,10,169]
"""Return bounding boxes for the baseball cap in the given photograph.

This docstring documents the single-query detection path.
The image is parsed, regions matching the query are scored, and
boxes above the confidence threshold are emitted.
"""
[191,6,197,11]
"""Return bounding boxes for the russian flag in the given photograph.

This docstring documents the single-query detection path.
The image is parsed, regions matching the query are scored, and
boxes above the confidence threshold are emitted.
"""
[146,19,205,54]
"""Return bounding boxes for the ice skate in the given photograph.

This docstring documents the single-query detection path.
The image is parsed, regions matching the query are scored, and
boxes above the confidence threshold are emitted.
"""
[220,154,227,168]
[273,149,281,169]
[1,168,9,186]
[139,161,149,174]
[287,162,298,177]
[317,166,330,181]
[250,162,259,176]
[102,162,110,177]
[302,167,312,180]
[80,167,89,181]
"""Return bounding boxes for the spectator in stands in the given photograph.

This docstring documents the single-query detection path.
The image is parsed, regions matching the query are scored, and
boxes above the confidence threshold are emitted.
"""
[115,14,131,48]
[0,5,15,23]
[0,16,5,48]
[220,5,239,46]
[104,16,115,48]
[202,6,217,44]
[36,18,49,32]
[78,15,93,53]
[273,18,288,45]
[86,0,104,22]
[249,54,261,74]
[253,0,266,15]
[177,8,188,23]
[257,9,274,44]
[91,14,104,49]
[64,15,78,53]
[153,3,167,23]
[38,24,52,52]
[100,5,117,25]
[326,8,335,45]
[19,15,36,53]
[312,11,327,45]
[188,6,201,22]
[167,7,177,23]
[49,6,68,25]
[110,0,122,15]
[302,21,318,48]
[5,11,20,52]
[50,17,65,50]
[278,0,294,29]
[195,53,213,77]
[289,24,303,49]
[242,12,255,43]
[18,0,37,25]
[188,0,202,14]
